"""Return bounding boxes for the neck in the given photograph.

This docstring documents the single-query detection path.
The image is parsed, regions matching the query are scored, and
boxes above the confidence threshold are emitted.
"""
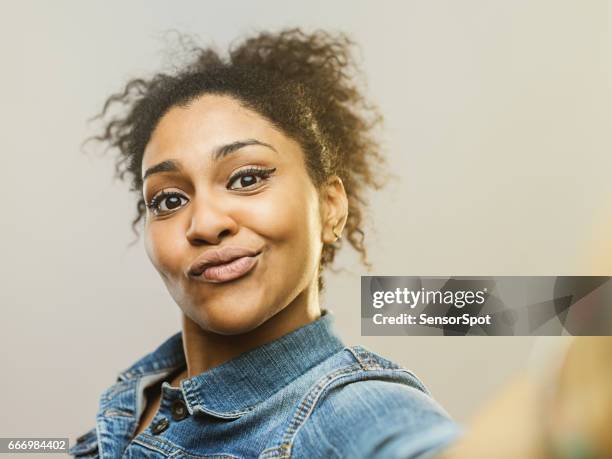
[179,281,321,379]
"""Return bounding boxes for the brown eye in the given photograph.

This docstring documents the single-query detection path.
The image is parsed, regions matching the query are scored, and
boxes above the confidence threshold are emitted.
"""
[227,167,277,190]
[229,174,259,189]
[164,195,184,210]
[147,192,189,215]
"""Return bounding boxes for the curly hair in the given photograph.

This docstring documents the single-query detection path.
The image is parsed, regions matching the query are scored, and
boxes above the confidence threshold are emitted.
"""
[91,28,388,292]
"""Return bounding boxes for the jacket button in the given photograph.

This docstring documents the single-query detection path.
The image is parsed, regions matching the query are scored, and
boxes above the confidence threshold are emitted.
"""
[151,417,169,435]
[171,399,188,421]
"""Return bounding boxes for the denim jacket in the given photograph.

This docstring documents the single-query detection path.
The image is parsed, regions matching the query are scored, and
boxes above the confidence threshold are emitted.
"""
[69,309,462,459]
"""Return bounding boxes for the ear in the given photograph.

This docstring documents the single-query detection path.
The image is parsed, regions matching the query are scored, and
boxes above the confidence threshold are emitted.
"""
[319,175,349,244]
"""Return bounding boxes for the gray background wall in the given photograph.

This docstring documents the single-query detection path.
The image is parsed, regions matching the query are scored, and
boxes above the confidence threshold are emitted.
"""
[1,0,611,448]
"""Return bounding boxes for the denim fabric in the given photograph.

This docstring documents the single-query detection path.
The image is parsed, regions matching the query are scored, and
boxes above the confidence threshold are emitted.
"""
[69,309,462,458]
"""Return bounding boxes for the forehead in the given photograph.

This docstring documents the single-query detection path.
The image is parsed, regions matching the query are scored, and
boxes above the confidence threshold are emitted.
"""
[142,94,289,170]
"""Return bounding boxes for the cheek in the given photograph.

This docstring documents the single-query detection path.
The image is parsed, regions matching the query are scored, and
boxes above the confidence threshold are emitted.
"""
[245,179,321,258]
[144,219,185,277]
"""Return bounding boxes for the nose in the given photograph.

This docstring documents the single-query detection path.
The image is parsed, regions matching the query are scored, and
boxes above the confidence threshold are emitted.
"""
[185,196,238,245]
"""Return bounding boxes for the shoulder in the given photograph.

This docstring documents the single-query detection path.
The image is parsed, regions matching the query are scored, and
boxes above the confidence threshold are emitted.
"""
[270,345,463,459]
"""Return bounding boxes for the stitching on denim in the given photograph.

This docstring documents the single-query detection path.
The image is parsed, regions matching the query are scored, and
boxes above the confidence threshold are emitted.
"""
[346,346,372,369]
[101,381,132,401]
[176,452,239,459]
[103,408,133,417]
[137,432,241,459]
[346,346,429,390]
[196,404,254,418]
[119,358,185,382]
[278,367,430,458]
[258,446,281,458]
[131,437,171,456]
[343,352,431,395]
[346,345,398,370]
[274,363,362,458]
[349,347,430,394]
[181,379,253,418]
[266,351,432,458]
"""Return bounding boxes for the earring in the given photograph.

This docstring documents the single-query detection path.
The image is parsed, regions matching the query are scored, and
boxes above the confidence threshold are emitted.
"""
[333,226,342,240]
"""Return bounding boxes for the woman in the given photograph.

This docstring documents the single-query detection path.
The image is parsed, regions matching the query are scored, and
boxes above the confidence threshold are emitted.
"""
[69,29,462,458]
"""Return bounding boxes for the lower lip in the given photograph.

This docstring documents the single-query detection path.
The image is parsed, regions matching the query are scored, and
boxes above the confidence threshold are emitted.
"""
[196,254,260,283]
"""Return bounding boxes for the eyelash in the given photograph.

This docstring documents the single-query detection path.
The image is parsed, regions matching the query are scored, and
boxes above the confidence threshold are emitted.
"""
[145,166,276,215]
[227,166,276,190]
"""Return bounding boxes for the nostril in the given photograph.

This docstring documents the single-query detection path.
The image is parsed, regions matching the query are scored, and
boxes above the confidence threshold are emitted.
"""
[218,229,232,239]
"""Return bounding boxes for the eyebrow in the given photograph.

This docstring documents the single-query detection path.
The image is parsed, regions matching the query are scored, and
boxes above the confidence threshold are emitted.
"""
[142,139,278,181]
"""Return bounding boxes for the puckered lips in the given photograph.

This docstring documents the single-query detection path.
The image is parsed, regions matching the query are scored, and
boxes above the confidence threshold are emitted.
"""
[187,245,262,283]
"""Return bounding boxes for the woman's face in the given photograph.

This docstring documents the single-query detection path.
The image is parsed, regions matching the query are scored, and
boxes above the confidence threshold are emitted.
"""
[141,94,343,335]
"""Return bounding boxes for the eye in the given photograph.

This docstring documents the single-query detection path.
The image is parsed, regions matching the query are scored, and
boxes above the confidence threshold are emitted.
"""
[146,191,189,215]
[227,167,276,190]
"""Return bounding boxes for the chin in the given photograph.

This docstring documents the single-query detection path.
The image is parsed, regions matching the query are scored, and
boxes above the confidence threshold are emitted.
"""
[194,301,271,336]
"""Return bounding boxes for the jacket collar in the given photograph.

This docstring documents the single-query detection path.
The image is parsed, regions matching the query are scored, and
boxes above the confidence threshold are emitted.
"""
[117,309,345,419]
